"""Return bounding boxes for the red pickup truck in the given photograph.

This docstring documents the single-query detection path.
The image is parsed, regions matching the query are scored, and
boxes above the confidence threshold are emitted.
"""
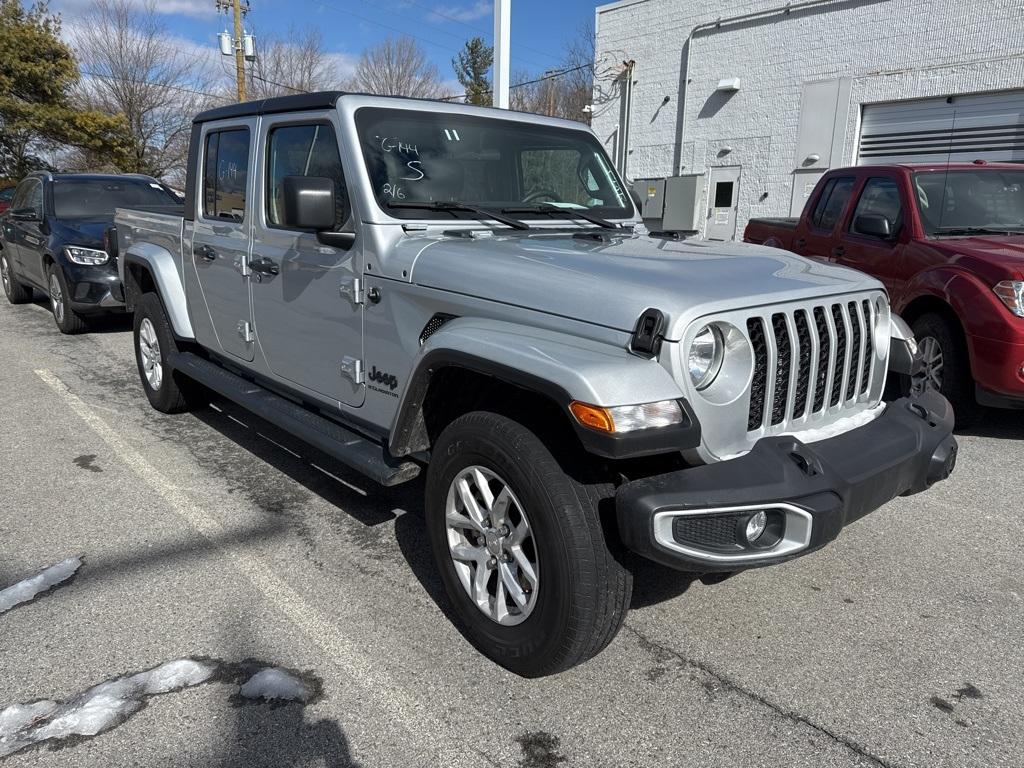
[745,162,1024,425]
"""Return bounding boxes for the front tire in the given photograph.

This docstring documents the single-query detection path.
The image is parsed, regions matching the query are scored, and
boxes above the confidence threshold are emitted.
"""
[48,264,88,334]
[134,292,191,414]
[425,411,632,677]
[1,253,32,304]
[912,312,983,428]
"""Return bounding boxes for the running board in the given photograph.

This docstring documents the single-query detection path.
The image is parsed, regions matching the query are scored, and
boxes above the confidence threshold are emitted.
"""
[169,351,421,486]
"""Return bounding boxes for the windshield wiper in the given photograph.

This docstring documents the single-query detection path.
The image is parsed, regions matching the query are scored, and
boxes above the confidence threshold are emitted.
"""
[933,226,1024,236]
[386,200,529,230]
[502,204,619,230]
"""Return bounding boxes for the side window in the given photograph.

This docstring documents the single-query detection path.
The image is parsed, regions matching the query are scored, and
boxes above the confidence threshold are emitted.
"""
[849,177,902,235]
[27,181,43,215]
[202,128,250,222]
[266,123,349,229]
[811,176,855,231]
[10,179,38,213]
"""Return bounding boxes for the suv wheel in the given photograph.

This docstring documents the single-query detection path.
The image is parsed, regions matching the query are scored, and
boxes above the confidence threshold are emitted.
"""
[912,313,982,428]
[425,411,632,677]
[1,253,31,304]
[134,292,192,414]
[48,264,87,334]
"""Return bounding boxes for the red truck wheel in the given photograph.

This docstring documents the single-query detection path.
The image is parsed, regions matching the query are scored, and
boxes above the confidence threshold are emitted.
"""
[912,313,983,428]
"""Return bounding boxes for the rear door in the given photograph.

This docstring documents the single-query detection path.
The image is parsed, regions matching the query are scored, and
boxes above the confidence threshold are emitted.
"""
[249,113,364,407]
[795,174,857,261]
[835,173,908,294]
[190,120,256,362]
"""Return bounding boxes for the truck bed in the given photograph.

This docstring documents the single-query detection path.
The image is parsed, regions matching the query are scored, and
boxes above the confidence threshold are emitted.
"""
[114,206,187,287]
[744,216,798,246]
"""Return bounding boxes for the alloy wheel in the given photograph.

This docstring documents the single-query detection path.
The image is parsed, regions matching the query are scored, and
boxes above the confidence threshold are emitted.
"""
[1,255,10,295]
[916,335,944,392]
[138,318,163,391]
[49,272,64,324]
[444,465,539,626]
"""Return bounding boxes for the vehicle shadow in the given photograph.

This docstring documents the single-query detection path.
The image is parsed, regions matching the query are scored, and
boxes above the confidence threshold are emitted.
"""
[957,408,1024,440]
[27,293,133,334]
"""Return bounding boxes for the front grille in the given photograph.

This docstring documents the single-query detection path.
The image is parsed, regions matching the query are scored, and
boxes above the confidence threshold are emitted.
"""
[747,298,878,432]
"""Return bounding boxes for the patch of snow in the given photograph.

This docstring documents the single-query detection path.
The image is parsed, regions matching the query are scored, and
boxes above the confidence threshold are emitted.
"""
[0,659,215,758]
[239,668,313,703]
[0,556,83,614]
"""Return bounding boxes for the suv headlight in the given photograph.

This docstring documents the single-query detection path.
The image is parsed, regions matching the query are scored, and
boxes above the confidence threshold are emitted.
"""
[570,400,684,433]
[64,246,109,266]
[994,281,1024,317]
[688,324,724,390]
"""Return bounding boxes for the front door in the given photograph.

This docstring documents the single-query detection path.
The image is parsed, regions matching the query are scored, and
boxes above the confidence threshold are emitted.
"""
[705,166,741,241]
[249,114,364,407]
[835,174,907,294]
[191,121,256,362]
[8,178,46,285]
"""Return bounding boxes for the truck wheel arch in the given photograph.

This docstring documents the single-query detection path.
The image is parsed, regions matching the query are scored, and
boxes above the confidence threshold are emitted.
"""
[122,245,194,340]
[388,319,700,462]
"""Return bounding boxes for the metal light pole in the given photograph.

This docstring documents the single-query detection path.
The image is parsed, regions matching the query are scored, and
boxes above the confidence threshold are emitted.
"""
[493,0,510,108]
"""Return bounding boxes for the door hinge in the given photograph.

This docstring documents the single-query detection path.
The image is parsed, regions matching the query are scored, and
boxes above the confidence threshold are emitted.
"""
[339,277,365,305]
[340,356,364,384]
[237,320,254,343]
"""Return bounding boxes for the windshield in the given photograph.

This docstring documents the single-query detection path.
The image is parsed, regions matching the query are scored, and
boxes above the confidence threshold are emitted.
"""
[912,169,1024,236]
[52,178,178,219]
[354,107,633,221]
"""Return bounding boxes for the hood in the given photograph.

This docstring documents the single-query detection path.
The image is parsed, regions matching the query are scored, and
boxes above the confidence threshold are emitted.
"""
[50,218,108,250]
[926,235,1024,281]
[404,231,882,341]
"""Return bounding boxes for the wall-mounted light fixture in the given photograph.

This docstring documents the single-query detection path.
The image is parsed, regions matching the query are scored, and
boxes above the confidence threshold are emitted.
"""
[716,78,741,92]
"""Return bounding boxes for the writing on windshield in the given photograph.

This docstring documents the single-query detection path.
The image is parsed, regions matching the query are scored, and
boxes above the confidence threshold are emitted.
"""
[355,107,632,221]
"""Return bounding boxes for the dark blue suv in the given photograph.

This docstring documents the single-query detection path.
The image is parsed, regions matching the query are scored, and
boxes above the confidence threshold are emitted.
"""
[0,172,179,333]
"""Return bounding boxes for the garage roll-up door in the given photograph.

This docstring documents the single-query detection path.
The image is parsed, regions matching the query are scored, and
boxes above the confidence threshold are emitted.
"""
[857,91,1024,165]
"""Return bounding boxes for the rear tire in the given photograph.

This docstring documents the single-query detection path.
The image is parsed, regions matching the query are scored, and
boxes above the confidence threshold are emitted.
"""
[134,292,191,414]
[1,253,32,304]
[425,411,632,677]
[911,312,983,428]
[48,264,88,334]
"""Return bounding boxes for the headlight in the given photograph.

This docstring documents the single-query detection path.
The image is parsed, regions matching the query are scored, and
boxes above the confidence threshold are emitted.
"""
[64,246,109,266]
[994,281,1024,317]
[569,399,684,434]
[688,324,724,390]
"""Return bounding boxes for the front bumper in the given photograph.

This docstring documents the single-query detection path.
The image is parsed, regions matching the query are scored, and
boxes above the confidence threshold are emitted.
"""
[65,261,124,313]
[616,390,957,572]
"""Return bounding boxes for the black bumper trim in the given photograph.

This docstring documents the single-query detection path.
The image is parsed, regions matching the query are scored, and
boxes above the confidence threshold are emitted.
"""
[616,390,957,572]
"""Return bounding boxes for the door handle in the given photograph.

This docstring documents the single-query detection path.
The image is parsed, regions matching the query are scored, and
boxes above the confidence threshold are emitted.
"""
[249,257,280,276]
[194,244,216,261]
[794,238,806,249]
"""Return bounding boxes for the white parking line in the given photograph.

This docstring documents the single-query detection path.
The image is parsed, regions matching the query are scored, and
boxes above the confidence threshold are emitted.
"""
[34,368,484,768]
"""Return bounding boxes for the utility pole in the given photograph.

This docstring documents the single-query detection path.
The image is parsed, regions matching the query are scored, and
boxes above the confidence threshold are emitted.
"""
[492,0,510,108]
[216,0,254,102]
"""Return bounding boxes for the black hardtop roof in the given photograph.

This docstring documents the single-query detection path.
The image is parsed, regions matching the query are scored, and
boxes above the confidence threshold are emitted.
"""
[193,91,347,124]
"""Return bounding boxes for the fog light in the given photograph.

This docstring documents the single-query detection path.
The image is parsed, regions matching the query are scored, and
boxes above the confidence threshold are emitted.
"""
[745,511,767,542]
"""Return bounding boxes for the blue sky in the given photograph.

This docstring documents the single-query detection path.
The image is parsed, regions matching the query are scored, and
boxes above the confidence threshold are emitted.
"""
[52,0,599,90]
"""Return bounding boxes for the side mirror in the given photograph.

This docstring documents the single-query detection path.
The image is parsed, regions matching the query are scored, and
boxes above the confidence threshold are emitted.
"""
[10,207,40,222]
[854,213,892,239]
[281,176,354,250]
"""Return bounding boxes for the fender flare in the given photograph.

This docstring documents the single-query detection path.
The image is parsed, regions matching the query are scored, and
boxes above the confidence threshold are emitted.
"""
[388,317,699,459]
[123,242,194,339]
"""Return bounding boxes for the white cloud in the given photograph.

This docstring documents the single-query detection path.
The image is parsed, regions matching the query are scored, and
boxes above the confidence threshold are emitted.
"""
[326,51,359,82]
[428,0,492,24]
[52,0,216,20]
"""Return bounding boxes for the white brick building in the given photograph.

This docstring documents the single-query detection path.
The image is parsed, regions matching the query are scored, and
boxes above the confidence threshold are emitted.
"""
[591,0,1024,239]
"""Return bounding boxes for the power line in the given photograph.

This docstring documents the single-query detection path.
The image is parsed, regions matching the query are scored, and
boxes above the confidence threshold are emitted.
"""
[79,69,228,101]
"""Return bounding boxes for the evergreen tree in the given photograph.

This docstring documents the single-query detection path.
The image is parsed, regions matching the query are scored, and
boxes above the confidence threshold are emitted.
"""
[452,37,493,106]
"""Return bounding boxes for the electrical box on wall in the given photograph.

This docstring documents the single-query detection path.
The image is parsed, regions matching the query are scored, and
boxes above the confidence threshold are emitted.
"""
[663,174,705,232]
[633,178,666,219]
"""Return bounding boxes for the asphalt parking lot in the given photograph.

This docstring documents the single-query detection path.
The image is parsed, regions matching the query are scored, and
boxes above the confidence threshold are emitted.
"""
[1,295,1022,768]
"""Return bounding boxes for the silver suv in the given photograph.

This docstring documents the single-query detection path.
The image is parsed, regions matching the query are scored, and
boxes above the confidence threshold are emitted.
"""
[114,92,957,677]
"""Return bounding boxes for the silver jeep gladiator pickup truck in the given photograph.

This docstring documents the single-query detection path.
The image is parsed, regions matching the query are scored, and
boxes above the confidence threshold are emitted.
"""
[114,92,957,677]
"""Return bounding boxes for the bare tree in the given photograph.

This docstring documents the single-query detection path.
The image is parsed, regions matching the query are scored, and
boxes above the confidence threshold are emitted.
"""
[508,24,595,123]
[71,0,219,182]
[248,26,344,99]
[346,36,444,98]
